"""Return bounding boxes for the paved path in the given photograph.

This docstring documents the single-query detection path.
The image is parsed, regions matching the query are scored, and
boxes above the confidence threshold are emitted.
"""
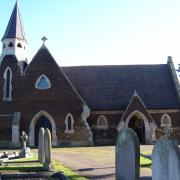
[52,145,153,180]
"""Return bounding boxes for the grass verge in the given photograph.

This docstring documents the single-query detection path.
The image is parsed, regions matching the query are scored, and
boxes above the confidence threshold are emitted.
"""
[0,156,88,180]
[140,156,151,168]
[0,156,42,171]
[54,160,88,180]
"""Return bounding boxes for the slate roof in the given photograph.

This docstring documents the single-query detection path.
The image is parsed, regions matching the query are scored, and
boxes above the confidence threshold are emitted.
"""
[1,1,26,41]
[62,65,180,110]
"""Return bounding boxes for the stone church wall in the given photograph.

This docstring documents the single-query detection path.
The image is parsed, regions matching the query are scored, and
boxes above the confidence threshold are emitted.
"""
[0,53,179,147]
[0,116,12,141]
[87,112,122,145]
[150,111,180,127]
[88,110,180,145]
[0,116,12,146]
[0,50,93,147]
[150,111,180,141]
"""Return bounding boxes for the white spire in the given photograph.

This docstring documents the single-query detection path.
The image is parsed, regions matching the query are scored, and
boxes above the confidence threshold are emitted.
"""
[1,0,27,61]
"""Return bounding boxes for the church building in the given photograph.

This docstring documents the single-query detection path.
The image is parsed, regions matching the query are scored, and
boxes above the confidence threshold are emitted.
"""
[0,1,179,147]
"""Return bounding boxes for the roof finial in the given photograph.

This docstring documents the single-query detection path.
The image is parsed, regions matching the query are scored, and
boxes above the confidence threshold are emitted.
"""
[133,90,138,96]
[41,36,47,45]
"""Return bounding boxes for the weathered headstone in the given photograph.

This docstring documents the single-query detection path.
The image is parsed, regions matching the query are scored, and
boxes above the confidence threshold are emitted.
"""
[38,127,45,163]
[162,125,172,138]
[43,128,52,171]
[19,131,31,158]
[152,137,180,180]
[116,128,140,180]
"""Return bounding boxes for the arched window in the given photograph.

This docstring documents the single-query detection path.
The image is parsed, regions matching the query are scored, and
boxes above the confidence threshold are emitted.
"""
[65,113,74,133]
[3,67,12,101]
[35,74,51,90]
[97,115,108,129]
[8,42,13,47]
[17,43,22,48]
[3,44,6,49]
[160,114,172,128]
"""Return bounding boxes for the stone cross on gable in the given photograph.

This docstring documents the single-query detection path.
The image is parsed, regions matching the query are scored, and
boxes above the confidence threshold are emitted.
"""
[41,36,47,45]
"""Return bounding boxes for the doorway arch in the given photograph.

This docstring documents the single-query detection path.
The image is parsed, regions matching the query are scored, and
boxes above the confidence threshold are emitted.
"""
[128,116,145,144]
[124,110,152,144]
[34,115,52,146]
[29,110,57,146]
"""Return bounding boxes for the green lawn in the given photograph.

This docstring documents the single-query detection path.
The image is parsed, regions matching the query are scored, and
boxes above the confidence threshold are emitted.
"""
[140,151,152,168]
[140,156,151,168]
[0,155,88,180]
[54,161,88,180]
[0,156,42,171]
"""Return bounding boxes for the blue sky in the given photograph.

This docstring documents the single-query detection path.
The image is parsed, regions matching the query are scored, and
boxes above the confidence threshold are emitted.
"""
[0,0,180,68]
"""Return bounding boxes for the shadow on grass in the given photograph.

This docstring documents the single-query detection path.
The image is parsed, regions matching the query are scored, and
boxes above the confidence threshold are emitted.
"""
[76,166,115,172]
[82,173,114,179]
[8,160,38,164]
[0,166,43,172]
[63,174,92,180]
[140,177,152,180]
[140,163,152,168]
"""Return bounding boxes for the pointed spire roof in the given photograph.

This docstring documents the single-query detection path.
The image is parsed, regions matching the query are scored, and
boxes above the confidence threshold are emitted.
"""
[1,0,26,41]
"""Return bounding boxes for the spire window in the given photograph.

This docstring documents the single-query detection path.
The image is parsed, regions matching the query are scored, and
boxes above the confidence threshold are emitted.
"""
[8,42,13,47]
[3,67,12,101]
[17,43,22,48]
[35,75,51,90]
[65,113,74,133]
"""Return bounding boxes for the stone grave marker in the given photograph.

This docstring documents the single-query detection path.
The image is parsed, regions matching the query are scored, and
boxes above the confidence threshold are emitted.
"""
[116,128,140,180]
[19,131,31,157]
[152,137,180,180]
[43,128,52,171]
[38,127,45,163]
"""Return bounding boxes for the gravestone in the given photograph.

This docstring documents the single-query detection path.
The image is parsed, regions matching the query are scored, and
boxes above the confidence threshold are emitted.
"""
[162,125,172,138]
[38,127,45,163]
[43,128,52,171]
[116,128,140,180]
[152,137,180,180]
[19,131,31,158]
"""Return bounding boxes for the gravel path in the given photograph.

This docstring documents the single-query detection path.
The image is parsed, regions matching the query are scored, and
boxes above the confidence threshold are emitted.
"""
[52,145,153,180]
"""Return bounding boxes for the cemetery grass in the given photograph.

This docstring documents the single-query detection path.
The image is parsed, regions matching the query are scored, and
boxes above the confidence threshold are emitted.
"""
[140,151,152,168]
[54,160,88,180]
[0,156,42,172]
[0,154,88,180]
[140,156,151,168]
